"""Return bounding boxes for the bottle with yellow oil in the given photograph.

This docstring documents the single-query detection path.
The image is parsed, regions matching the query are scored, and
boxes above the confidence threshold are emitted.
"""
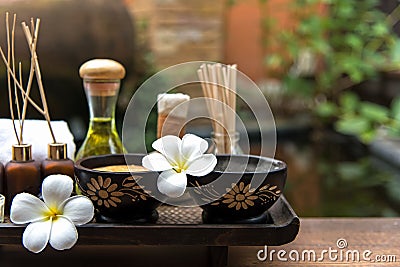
[75,59,126,160]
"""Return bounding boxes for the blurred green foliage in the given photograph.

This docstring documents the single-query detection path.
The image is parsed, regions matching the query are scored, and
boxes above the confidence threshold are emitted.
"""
[316,93,400,142]
[261,0,400,143]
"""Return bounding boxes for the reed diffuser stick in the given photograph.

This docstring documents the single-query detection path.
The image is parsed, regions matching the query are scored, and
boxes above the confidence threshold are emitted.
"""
[5,13,20,144]
[20,21,39,143]
[197,63,238,154]
[18,62,23,93]
[208,64,225,141]
[0,48,45,114]
[21,19,57,143]
[0,13,53,145]
[202,65,215,124]
[231,64,237,136]
[11,14,22,134]
[197,68,216,131]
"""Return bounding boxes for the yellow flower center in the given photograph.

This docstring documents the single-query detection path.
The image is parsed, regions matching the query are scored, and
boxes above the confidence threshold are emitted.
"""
[45,207,60,221]
[174,167,183,173]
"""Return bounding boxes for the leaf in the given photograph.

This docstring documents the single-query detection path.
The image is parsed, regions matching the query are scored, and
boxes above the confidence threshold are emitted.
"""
[390,39,400,65]
[391,96,400,121]
[339,92,359,113]
[283,76,315,96]
[359,102,389,123]
[335,116,370,135]
[360,129,376,143]
[372,22,389,36]
[264,54,284,68]
[315,102,338,117]
[336,3,355,18]
[311,39,330,53]
[345,34,363,50]
[349,70,364,83]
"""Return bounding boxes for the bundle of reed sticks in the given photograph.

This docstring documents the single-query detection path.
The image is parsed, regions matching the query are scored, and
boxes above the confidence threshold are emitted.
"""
[0,13,57,145]
[197,63,237,154]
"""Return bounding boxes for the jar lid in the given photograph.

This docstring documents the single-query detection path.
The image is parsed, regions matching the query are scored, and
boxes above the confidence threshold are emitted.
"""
[48,143,67,160]
[12,144,32,161]
[79,59,126,80]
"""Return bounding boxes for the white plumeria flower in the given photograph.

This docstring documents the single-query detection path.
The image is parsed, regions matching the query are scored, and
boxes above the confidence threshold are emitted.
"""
[142,134,217,198]
[10,174,94,253]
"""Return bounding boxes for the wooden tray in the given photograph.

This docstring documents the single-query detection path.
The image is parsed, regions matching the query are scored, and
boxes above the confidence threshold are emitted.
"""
[0,195,299,247]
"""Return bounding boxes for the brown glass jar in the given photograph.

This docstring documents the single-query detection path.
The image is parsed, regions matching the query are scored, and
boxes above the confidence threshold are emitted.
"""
[41,143,74,180]
[5,144,41,210]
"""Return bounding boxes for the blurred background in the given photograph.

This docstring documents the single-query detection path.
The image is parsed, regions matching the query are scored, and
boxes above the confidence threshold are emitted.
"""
[1,0,400,217]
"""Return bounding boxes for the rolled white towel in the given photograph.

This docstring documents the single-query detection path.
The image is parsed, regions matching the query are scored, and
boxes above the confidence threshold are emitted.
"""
[0,119,76,165]
[157,93,190,117]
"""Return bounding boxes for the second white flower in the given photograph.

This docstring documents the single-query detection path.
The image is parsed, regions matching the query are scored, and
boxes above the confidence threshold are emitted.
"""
[142,134,217,198]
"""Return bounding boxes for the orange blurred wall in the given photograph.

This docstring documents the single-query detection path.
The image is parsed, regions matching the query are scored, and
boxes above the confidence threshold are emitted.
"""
[224,0,265,82]
[224,0,321,83]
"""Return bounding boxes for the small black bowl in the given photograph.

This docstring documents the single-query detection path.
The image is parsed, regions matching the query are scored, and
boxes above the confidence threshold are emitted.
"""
[188,154,287,224]
[74,154,164,223]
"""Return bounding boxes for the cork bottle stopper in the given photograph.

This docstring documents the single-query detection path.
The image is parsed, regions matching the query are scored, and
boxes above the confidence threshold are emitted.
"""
[79,59,126,80]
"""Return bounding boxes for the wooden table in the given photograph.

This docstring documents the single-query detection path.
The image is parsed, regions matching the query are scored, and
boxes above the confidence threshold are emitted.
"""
[229,217,400,266]
[0,209,399,266]
[0,197,299,267]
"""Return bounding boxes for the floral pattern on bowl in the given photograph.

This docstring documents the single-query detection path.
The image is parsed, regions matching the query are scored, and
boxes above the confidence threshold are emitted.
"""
[84,175,151,208]
[75,154,163,223]
[192,181,282,211]
[188,154,287,224]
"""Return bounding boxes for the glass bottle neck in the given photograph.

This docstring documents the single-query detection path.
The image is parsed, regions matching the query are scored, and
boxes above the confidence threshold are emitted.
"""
[84,80,120,120]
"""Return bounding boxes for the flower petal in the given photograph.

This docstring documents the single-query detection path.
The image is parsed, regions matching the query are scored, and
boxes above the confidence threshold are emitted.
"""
[245,199,255,206]
[142,152,172,171]
[181,134,208,161]
[61,196,94,225]
[157,169,187,198]
[152,135,182,165]
[228,202,236,208]
[186,154,217,176]
[103,178,112,188]
[10,193,50,224]
[239,182,244,192]
[42,175,73,211]
[22,219,52,253]
[49,216,78,251]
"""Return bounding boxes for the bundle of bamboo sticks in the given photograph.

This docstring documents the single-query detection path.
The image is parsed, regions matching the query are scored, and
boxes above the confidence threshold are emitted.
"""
[197,63,237,154]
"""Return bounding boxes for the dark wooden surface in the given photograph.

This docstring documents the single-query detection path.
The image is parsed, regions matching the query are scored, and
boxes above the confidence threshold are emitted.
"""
[0,196,299,247]
[0,218,399,266]
[1,198,399,266]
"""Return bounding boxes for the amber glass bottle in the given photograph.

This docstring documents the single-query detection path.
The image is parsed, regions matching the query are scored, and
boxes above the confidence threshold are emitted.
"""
[5,144,41,210]
[41,143,74,180]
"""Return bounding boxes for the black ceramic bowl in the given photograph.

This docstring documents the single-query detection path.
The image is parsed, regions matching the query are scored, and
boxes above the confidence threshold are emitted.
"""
[75,154,164,223]
[188,155,287,224]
